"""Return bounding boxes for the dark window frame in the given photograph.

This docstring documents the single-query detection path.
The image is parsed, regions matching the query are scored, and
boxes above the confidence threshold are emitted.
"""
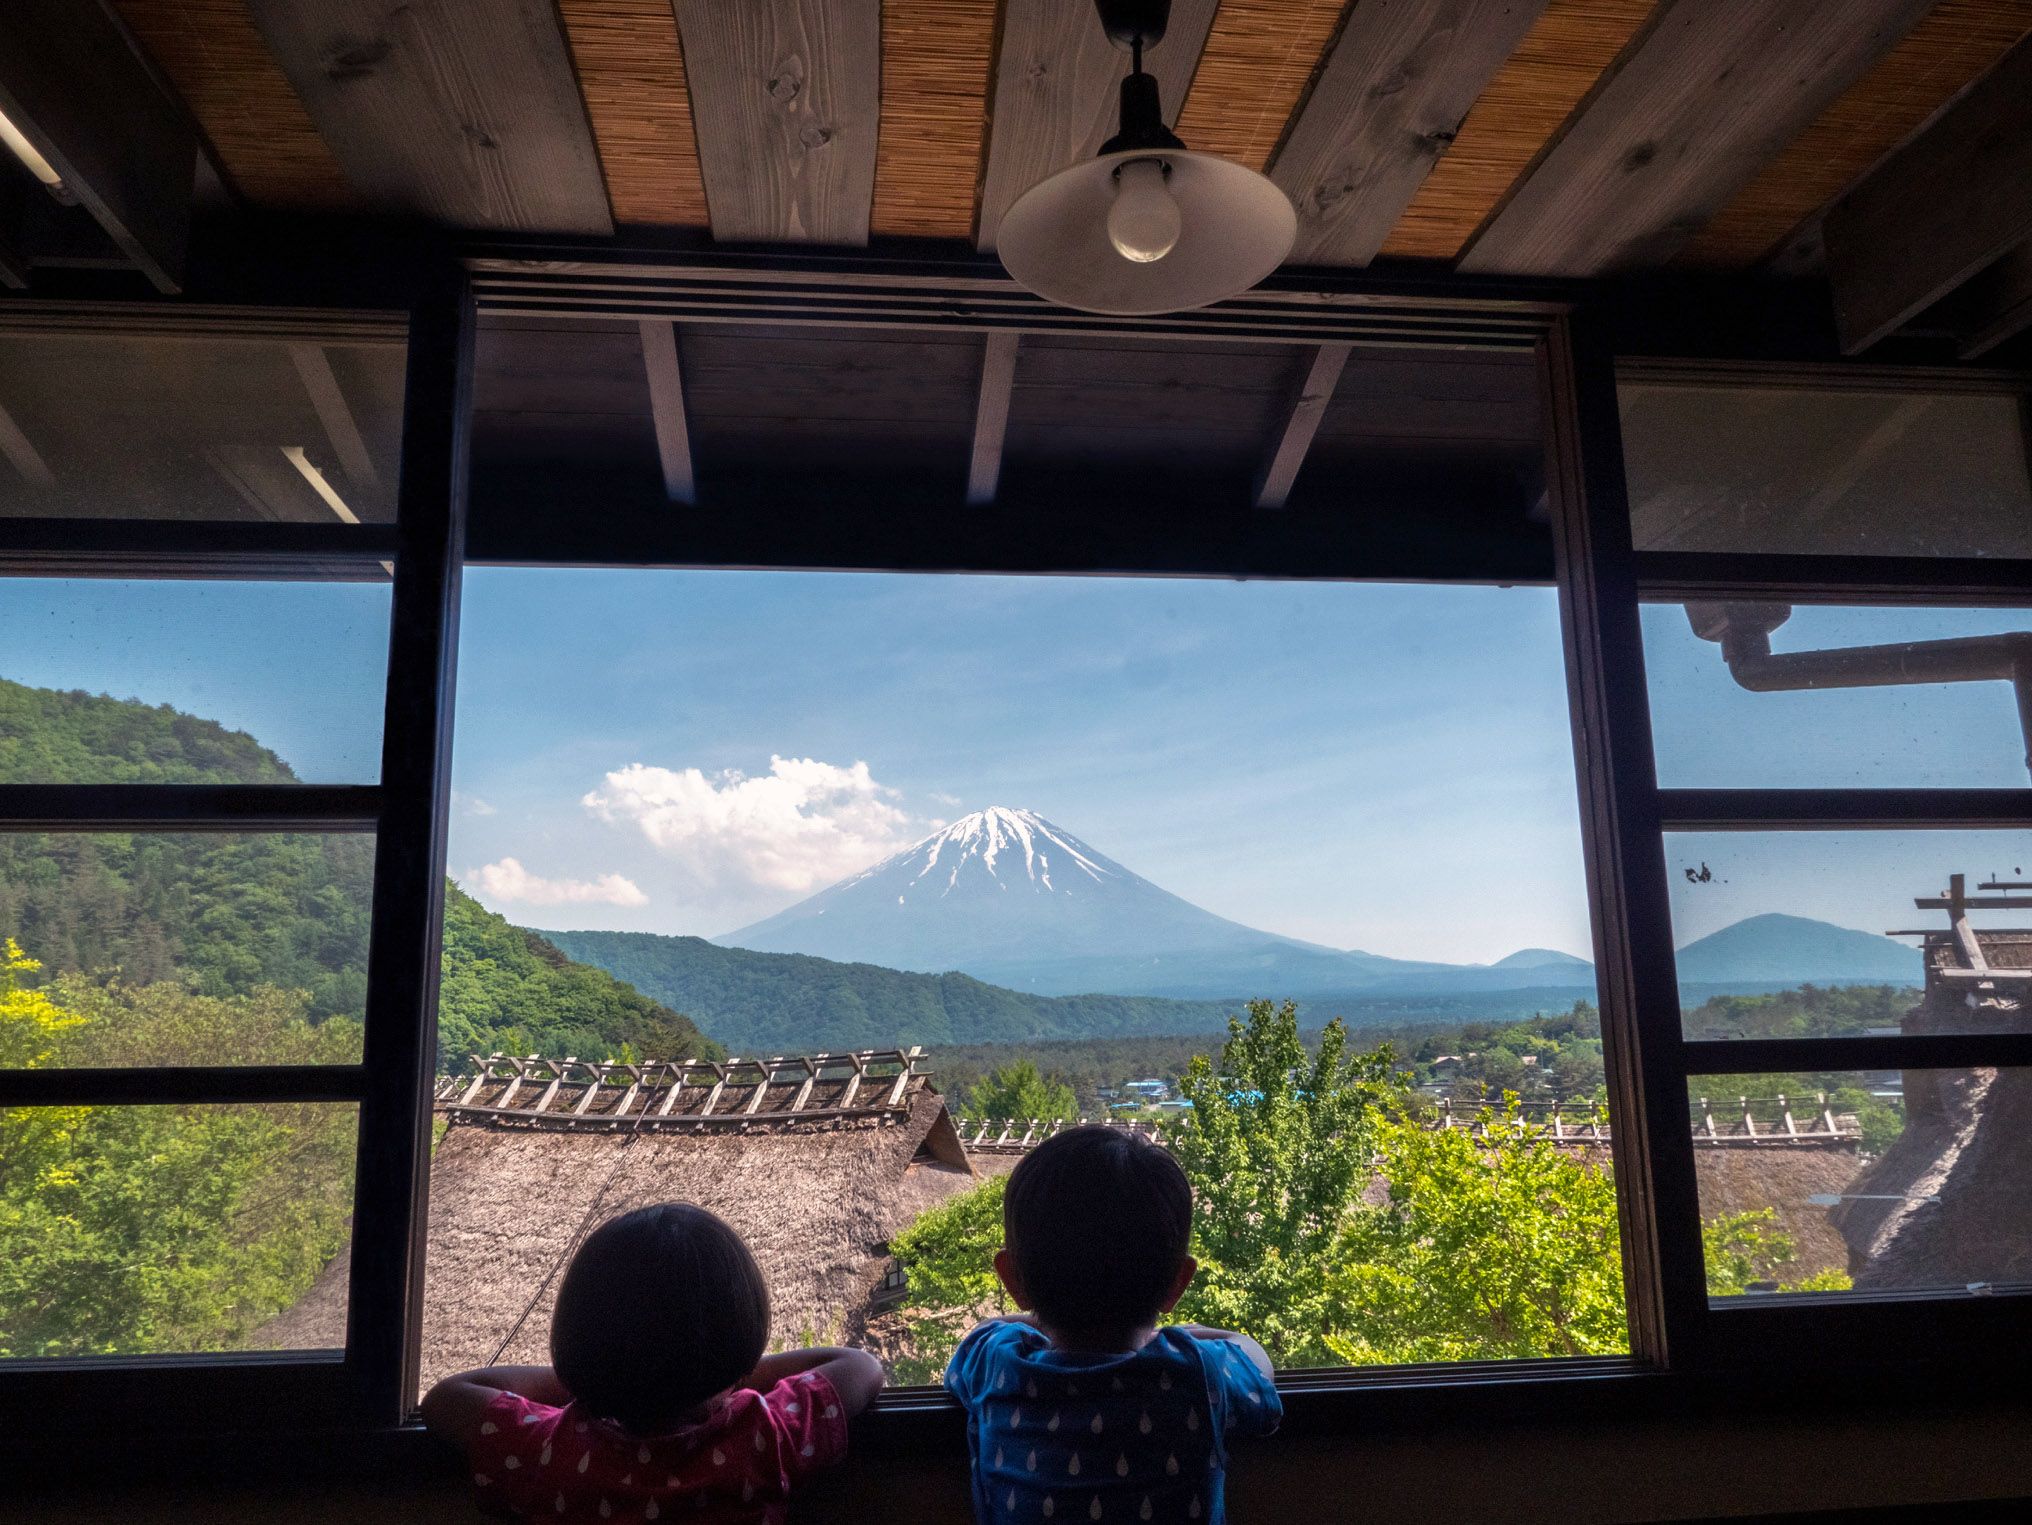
[2,242,2029,1446]
[0,269,471,1433]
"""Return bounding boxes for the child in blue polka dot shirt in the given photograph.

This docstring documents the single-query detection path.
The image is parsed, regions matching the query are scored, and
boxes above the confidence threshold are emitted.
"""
[945,1126,1280,1525]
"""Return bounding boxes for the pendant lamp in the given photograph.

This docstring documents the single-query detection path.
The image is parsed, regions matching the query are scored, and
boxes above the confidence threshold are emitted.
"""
[996,0,1298,316]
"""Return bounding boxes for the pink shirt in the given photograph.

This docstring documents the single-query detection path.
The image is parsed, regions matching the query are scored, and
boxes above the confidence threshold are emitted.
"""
[465,1370,847,1524]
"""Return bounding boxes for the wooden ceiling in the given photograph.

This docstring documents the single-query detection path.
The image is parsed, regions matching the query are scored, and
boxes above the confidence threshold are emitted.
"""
[0,1,2013,355]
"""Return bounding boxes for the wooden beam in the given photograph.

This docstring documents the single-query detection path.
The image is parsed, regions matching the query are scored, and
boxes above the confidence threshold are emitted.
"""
[1253,343,1351,510]
[246,0,612,234]
[0,0,196,291]
[289,344,380,491]
[1944,243,2032,361]
[965,331,1019,506]
[976,0,1219,253]
[1271,0,1551,267]
[637,319,695,504]
[672,0,881,244]
[1460,0,1936,277]
[1824,34,2032,354]
[0,400,55,487]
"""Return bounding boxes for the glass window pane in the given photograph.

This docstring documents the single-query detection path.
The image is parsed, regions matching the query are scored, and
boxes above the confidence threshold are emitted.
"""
[0,833,372,1066]
[1662,830,2032,1039]
[421,569,1616,1388]
[0,578,390,784]
[1692,1068,2029,1299]
[0,1102,356,1357]
[1643,601,2032,789]
[1619,379,2032,557]
[0,328,404,523]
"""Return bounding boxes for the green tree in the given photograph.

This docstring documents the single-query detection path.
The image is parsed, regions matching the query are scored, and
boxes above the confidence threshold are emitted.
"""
[1170,999,1400,1365]
[963,1061,1078,1123]
[1702,1208,1852,1296]
[1329,1101,1627,1364]
[888,1175,1013,1382]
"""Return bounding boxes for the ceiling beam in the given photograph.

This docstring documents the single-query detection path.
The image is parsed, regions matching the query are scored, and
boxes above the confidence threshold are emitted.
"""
[1460,0,1936,277]
[1823,32,2032,355]
[965,331,1019,507]
[246,0,613,234]
[289,344,379,492]
[976,0,1219,253]
[638,319,696,505]
[1272,0,1551,268]
[1945,243,2032,361]
[0,0,196,291]
[0,400,55,487]
[1253,344,1351,510]
[672,0,881,244]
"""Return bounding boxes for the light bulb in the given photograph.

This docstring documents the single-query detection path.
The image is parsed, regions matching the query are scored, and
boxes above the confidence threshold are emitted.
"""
[1107,158,1180,264]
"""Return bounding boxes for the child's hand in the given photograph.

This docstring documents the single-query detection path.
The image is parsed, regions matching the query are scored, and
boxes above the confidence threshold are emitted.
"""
[1174,1326,1275,1381]
[742,1346,887,1417]
[421,1365,572,1444]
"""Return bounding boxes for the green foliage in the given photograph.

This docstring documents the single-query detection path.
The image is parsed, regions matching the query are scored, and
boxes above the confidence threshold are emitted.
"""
[1170,1000,1400,1365]
[1702,1208,1853,1296]
[0,969,358,1357]
[436,886,718,1070]
[888,1176,1013,1384]
[1330,1101,1627,1364]
[962,1062,1078,1123]
[1681,985,1913,1042]
[0,679,292,785]
[541,929,1238,1052]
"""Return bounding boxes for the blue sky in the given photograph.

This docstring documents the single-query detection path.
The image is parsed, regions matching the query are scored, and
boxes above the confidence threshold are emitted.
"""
[8,576,2029,964]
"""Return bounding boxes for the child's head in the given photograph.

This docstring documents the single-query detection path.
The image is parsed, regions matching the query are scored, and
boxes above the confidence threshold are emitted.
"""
[996,1125,1194,1343]
[550,1202,770,1433]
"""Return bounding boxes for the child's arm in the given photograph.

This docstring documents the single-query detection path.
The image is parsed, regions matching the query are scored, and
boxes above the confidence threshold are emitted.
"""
[742,1346,887,1416]
[421,1364,573,1442]
[1176,1325,1275,1382]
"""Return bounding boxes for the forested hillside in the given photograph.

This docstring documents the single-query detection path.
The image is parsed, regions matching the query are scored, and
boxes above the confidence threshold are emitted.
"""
[542,928,1237,1051]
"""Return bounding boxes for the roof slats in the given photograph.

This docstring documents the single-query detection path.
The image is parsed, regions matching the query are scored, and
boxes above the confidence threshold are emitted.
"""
[245,0,614,233]
[1270,0,1552,268]
[1459,0,1937,276]
[673,0,882,244]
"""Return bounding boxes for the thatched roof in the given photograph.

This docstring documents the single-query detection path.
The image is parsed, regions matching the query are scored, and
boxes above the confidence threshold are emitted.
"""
[261,1054,975,1393]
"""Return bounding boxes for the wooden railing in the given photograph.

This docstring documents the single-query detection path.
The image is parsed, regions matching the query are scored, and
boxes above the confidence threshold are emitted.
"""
[434,1048,929,1133]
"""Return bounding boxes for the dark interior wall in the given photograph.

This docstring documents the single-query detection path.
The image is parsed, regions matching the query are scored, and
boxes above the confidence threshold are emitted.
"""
[19,1402,2031,1523]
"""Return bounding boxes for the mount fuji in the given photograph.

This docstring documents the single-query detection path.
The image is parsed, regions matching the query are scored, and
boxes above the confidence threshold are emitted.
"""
[716,806,1462,999]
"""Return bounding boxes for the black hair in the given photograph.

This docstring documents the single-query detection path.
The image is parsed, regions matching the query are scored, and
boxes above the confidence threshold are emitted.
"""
[549,1202,771,1434]
[1003,1125,1194,1338]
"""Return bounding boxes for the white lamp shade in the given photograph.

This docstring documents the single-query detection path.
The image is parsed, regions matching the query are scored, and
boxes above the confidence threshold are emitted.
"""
[998,148,1298,316]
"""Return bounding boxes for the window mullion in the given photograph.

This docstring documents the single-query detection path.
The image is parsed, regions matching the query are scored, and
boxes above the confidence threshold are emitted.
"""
[0,784,381,833]
[1657,788,2032,830]
[0,1065,369,1108]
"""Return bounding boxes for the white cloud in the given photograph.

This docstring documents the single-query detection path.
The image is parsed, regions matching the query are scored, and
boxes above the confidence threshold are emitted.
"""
[928,791,963,808]
[452,790,497,817]
[465,857,647,908]
[583,756,916,894]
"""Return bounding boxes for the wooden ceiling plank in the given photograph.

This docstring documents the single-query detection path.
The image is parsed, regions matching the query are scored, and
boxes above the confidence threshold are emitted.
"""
[1680,1,2032,270]
[245,0,613,234]
[976,0,1220,254]
[1254,343,1351,509]
[1947,243,2032,360]
[0,0,197,291]
[673,0,881,245]
[1380,0,1657,262]
[1459,0,1937,277]
[558,0,709,227]
[1272,0,1553,267]
[111,0,357,211]
[873,0,997,240]
[1823,32,2032,353]
[638,319,696,504]
[966,331,1019,506]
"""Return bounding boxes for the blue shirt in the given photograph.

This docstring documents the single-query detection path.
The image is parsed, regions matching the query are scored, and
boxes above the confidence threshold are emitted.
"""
[946,1322,1282,1525]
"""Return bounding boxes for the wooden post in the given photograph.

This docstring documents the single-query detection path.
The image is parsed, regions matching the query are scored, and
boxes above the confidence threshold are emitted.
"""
[571,1063,603,1115]
[1779,1093,1798,1137]
[788,1058,818,1115]
[697,1064,730,1118]
[1740,1097,1756,1140]
[838,1054,865,1110]
[457,1057,496,1107]
[530,1061,566,1116]
[1819,1092,1838,1136]
[741,1060,772,1115]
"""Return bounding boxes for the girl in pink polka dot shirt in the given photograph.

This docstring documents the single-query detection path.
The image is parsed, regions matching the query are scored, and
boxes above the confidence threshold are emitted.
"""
[422,1203,885,1525]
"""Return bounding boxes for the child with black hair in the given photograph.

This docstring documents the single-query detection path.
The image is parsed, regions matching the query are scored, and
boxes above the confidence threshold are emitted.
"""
[946,1125,1280,1525]
[423,1202,884,1524]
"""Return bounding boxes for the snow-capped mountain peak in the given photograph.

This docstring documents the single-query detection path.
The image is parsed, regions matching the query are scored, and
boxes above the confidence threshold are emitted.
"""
[902,807,1111,895]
